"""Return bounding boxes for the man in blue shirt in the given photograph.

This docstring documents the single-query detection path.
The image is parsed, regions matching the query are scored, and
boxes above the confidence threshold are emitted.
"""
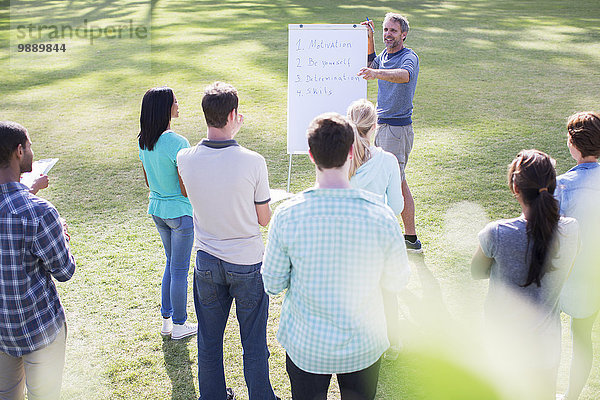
[262,113,410,400]
[359,13,421,252]
[0,121,75,400]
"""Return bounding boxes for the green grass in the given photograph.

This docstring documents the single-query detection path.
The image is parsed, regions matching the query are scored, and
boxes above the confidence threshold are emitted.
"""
[1,0,600,398]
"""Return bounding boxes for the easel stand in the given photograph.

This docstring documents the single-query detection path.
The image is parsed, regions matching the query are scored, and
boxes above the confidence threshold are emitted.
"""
[287,154,293,193]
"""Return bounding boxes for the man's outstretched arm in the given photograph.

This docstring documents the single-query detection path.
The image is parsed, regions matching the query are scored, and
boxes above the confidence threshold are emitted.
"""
[358,67,410,83]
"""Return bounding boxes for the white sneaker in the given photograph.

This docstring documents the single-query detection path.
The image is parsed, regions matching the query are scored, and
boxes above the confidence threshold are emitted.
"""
[161,317,173,336]
[171,322,198,340]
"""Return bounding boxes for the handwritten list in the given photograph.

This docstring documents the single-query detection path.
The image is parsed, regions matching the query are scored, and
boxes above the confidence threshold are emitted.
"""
[287,24,367,153]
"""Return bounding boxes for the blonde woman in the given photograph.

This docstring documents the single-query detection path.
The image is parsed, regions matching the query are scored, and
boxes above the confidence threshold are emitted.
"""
[347,98,406,360]
[347,98,404,217]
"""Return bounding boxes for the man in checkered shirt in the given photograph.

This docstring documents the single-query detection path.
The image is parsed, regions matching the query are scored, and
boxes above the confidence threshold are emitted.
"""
[262,113,410,400]
[0,121,75,400]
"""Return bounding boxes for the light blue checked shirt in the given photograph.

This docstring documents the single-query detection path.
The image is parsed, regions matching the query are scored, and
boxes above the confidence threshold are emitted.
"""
[262,188,410,374]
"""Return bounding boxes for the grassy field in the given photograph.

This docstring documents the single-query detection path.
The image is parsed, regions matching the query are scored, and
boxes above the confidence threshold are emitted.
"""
[1,0,600,398]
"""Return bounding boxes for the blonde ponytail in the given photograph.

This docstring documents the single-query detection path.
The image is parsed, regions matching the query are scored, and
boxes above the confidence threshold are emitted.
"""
[347,99,377,178]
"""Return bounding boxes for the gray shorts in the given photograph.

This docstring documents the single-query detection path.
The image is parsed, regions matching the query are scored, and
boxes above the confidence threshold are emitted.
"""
[374,124,414,181]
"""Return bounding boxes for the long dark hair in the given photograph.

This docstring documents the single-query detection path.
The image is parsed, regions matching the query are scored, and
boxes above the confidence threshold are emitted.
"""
[508,149,560,287]
[138,87,174,151]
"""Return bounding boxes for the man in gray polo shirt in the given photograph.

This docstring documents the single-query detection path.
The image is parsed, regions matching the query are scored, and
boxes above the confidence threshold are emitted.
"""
[177,82,278,400]
[359,12,421,252]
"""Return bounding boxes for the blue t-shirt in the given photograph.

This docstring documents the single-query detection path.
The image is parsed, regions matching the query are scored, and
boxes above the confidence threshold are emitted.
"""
[372,47,419,126]
[139,130,193,219]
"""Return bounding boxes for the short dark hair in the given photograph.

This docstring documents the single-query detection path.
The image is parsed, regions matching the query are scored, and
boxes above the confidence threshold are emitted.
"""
[202,82,239,128]
[138,86,174,151]
[567,111,600,158]
[307,113,354,170]
[0,121,28,168]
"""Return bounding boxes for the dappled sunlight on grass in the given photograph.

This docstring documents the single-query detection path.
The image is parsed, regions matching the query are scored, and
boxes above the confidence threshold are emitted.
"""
[442,201,489,257]
[2,0,600,398]
[464,37,495,49]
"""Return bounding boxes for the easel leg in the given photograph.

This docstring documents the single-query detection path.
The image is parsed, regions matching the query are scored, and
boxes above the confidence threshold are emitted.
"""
[287,154,293,193]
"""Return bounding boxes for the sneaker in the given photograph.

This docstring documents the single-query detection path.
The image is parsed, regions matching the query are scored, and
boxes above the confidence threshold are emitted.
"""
[405,238,423,253]
[226,387,236,400]
[171,322,198,340]
[161,317,173,336]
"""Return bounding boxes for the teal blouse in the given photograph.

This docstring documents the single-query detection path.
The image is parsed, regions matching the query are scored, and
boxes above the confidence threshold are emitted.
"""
[139,130,193,219]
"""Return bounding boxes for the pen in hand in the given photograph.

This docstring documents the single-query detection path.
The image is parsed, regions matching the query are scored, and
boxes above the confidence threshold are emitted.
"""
[365,17,375,33]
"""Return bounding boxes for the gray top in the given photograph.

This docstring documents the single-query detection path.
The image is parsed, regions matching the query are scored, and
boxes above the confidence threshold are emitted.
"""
[478,216,579,367]
[177,140,271,265]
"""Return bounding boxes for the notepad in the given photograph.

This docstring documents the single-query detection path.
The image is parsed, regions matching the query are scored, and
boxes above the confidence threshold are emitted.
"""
[20,158,59,188]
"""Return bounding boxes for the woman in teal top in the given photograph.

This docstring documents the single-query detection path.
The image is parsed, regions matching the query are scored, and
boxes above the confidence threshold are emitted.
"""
[138,87,197,340]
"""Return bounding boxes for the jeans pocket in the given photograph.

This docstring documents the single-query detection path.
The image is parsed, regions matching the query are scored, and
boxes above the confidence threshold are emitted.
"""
[227,269,264,309]
[181,215,193,230]
[194,269,218,305]
[165,216,183,230]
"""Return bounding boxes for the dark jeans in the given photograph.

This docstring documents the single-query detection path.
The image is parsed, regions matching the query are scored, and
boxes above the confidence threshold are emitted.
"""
[194,250,276,400]
[286,354,382,400]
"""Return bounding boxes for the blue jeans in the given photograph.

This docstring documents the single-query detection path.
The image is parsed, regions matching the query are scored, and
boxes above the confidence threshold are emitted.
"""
[152,215,194,324]
[194,250,275,400]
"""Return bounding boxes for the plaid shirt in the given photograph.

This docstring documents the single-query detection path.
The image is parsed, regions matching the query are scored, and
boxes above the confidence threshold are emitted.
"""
[0,182,75,357]
[262,188,410,374]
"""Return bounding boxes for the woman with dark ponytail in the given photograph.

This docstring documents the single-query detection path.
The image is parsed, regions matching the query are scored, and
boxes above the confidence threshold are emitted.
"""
[510,149,561,288]
[471,149,579,397]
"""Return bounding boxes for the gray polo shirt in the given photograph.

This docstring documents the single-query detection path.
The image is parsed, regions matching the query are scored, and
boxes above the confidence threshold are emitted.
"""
[177,139,271,265]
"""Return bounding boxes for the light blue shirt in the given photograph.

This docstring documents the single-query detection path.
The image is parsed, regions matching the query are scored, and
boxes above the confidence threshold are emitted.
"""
[555,162,600,317]
[555,162,600,216]
[262,188,410,374]
[350,146,404,215]
[139,130,193,219]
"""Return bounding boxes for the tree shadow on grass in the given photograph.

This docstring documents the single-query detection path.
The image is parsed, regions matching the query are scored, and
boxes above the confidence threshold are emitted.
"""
[162,335,197,400]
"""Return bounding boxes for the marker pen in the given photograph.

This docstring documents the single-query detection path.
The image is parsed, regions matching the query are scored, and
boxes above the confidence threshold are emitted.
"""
[365,17,375,33]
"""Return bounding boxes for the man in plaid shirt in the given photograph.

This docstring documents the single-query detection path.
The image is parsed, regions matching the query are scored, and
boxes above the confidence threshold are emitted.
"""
[0,121,75,400]
[262,113,410,400]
